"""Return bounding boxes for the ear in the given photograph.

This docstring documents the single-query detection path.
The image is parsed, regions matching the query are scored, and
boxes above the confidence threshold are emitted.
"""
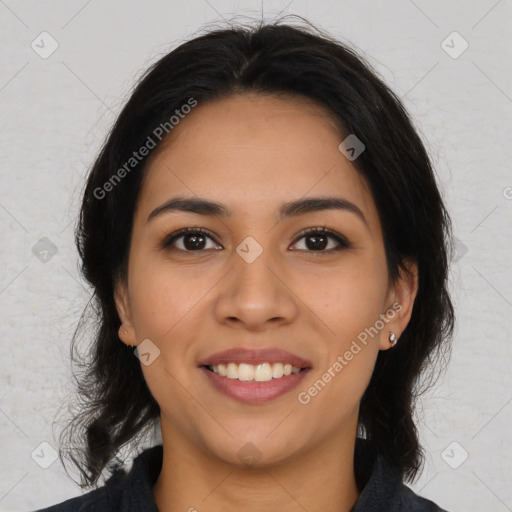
[379,260,419,351]
[114,278,137,347]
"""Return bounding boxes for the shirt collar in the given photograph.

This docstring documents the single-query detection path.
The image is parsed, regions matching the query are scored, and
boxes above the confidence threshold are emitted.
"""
[350,439,403,511]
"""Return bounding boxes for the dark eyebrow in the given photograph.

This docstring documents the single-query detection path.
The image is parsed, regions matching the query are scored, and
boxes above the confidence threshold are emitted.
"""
[278,197,367,227]
[147,196,368,228]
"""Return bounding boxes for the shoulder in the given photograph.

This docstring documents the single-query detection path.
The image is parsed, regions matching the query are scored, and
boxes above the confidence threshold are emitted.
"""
[33,481,117,511]
[395,483,449,512]
[356,473,450,512]
[34,444,163,512]
[352,439,449,512]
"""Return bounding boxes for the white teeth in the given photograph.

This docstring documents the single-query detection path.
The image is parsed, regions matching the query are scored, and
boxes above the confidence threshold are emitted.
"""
[254,363,273,382]
[209,362,303,381]
[272,362,284,378]
[226,362,238,379]
[238,363,254,381]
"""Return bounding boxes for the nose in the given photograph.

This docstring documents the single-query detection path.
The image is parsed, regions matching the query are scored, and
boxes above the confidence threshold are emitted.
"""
[213,244,299,331]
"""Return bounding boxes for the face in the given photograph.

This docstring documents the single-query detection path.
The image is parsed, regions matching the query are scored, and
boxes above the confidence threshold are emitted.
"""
[115,93,417,467]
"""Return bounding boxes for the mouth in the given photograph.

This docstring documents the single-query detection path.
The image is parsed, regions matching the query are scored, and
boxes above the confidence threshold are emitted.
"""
[198,347,312,404]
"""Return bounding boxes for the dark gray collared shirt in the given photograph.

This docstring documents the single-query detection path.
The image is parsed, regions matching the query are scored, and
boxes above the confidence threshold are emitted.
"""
[36,442,449,511]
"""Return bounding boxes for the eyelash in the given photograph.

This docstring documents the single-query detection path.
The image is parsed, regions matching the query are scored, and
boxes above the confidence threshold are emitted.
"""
[161,226,350,254]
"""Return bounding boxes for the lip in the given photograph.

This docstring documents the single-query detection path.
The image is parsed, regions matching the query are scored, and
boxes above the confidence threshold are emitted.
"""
[197,347,313,369]
[200,366,311,404]
[197,347,313,405]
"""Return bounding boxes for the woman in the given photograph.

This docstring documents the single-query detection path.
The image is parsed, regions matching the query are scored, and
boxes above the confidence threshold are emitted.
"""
[37,17,454,512]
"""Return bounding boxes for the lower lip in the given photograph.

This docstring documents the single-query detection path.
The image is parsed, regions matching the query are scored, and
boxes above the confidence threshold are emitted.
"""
[199,367,311,404]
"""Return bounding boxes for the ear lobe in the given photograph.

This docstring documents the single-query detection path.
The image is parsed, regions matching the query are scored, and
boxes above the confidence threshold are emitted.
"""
[379,260,419,351]
[114,279,137,347]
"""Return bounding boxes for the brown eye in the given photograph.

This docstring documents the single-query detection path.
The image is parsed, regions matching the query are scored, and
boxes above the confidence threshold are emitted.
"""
[291,227,350,253]
[162,228,221,252]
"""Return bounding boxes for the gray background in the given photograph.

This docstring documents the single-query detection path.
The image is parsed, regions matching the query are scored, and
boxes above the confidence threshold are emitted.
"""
[1,1,511,511]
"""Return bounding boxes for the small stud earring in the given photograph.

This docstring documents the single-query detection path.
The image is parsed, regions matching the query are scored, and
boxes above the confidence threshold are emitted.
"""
[389,332,397,347]
[119,326,134,346]
[124,329,135,347]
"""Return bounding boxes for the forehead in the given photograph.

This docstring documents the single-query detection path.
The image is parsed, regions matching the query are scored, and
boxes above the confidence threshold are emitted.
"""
[135,93,379,229]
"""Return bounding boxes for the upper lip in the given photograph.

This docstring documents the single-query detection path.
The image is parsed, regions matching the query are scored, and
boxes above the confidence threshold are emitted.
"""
[198,348,312,368]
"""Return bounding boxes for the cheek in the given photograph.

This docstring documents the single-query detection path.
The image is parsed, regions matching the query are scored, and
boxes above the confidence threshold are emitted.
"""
[128,259,205,339]
[297,258,389,346]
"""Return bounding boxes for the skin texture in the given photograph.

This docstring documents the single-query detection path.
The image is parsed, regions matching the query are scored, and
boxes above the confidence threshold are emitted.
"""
[115,93,418,512]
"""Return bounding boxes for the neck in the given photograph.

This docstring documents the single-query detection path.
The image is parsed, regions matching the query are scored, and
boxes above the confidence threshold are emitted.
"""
[153,418,360,512]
